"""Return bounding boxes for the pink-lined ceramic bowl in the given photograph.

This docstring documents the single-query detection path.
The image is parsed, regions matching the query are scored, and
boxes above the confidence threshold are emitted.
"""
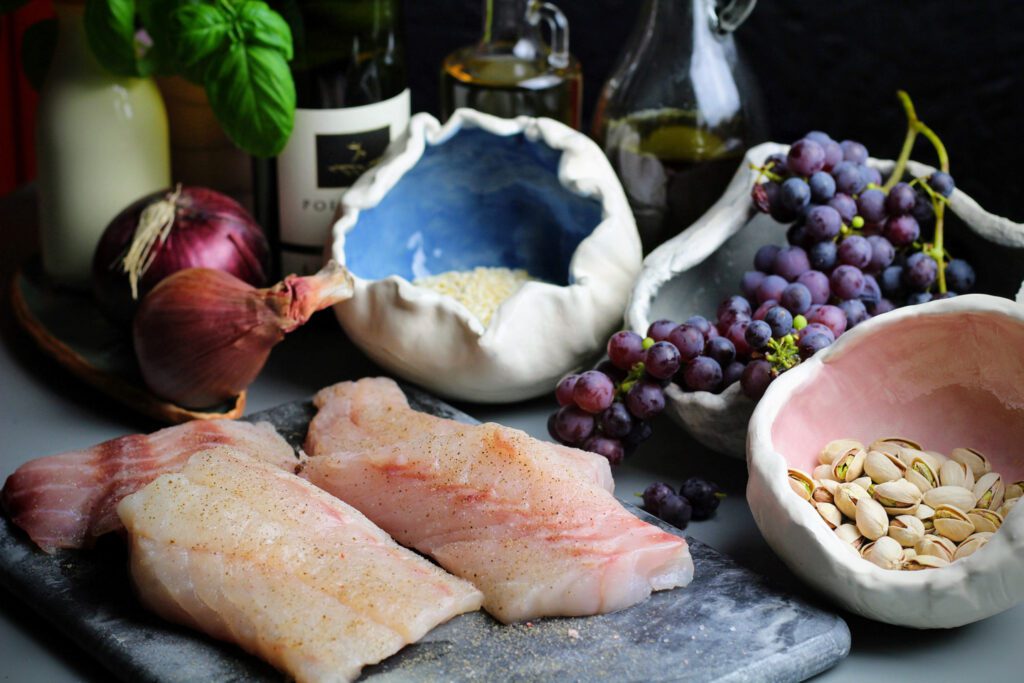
[747,294,1024,628]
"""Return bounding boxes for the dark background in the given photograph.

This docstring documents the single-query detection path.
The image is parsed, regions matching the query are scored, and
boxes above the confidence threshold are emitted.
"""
[406,0,1024,221]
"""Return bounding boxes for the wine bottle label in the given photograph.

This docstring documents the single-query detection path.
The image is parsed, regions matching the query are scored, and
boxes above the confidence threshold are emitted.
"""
[277,89,411,275]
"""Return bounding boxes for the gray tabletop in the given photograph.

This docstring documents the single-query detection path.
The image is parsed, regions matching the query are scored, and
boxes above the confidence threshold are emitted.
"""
[1,188,1020,681]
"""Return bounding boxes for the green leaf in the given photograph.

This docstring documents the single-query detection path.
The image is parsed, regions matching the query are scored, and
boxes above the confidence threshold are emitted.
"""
[236,0,293,60]
[170,2,233,76]
[204,42,295,157]
[83,0,140,76]
[137,0,194,77]
[20,18,57,90]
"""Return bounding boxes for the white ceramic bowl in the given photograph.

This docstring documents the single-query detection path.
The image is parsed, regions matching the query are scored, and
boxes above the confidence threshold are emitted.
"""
[747,294,1024,628]
[626,142,1024,457]
[330,110,642,403]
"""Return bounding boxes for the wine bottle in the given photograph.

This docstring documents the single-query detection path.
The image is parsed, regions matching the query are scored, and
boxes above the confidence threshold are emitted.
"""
[256,0,410,276]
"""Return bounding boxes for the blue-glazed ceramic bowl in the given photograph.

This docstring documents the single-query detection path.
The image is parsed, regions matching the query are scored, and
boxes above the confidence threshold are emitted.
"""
[331,110,642,402]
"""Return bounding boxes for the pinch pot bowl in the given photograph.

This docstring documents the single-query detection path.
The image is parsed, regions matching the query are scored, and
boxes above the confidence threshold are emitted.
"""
[626,142,1024,457]
[746,294,1024,628]
[331,109,641,403]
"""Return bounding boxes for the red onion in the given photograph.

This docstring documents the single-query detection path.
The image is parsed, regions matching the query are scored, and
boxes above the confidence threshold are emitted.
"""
[133,261,354,408]
[92,185,270,324]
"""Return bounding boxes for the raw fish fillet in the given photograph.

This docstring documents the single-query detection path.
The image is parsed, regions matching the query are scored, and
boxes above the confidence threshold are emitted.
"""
[305,377,615,493]
[2,420,296,552]
[303,421,693,623]
[118,448,483,683]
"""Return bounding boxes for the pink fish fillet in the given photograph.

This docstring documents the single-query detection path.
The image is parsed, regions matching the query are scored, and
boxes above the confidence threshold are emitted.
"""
[2,420,297,552]
[305,377,615,493]
[302,422,693,624]
[118,447,483,683]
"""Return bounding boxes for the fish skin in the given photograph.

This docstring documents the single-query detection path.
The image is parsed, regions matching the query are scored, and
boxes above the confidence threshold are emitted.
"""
[118,447,483,683]
[2,420,297,552]
[305,377,615,493]
[303,422,693,624]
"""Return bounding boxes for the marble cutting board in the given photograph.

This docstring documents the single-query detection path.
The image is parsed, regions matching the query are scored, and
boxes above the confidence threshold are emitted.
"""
[0,387,851,682]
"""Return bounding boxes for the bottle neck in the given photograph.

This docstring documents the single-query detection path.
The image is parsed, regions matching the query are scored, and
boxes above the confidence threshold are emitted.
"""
[482,0,533,45]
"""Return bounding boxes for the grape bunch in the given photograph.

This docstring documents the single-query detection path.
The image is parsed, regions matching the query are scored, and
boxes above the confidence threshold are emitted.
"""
[642,478,724,530]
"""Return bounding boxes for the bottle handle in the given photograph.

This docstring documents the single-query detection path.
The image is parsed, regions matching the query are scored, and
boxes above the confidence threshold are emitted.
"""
[527,1,570,69]
[708,0,757,34]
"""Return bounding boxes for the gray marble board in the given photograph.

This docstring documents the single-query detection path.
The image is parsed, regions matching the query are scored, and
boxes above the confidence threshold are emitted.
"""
[0,387,851,682]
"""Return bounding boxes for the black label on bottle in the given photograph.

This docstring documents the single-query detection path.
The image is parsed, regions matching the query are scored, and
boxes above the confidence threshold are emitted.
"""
[315,127,390,188]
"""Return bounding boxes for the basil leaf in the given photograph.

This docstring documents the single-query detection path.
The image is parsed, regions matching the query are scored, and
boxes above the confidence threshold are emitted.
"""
[83,0,140,76]
[20,18,57,90]
[170,1,233,80]
[138,0,196,77]
[204,42,295,157]
[236,0,293,60]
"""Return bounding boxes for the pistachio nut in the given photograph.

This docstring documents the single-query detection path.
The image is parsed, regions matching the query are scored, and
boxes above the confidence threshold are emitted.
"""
[873,478,922,515]
[816,502,842,530]
[834,482,869,519]
[819,439,864,465]
[812,485,835,504]
[788,469,815,501]
[1006,481,1024,502]
[864,449,906,484]
[933,505,974,543]
[870,436,922,453]
[950,447,991,479]
[938,460,975,490]
[967,508,1003,533]
[901,448,940,472]
[953,533,992,561]
[973,472,1005,511]
[904,554,950,570]
[888,514,926,547]
[831,447,867,482]
[905,456,939,493]
[922,485,976,512]
[864,536,904,570]
[915,503,936,531]
[999,497,1019,519]
[813,464,836,482]
[835,523,866,549]
[915,534,956,563]
[855,497,889,540]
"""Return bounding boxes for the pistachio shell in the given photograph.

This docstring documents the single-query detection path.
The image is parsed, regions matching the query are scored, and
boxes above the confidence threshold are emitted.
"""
[865,536,904,570]
[788,469,815,501]
[938,460,975,490]
[819,439,864,465]
[973,472,1005,511]
[954,534,990,561]
[950,447,991,479]
[902,448,940,472]
[904,554,950,570]
[1005,481,1024,501]
[922,485,976,511]
[832,447,867,482]
[905,457,938,493]
[812,486,835,504]
[873,478,922,515]
[902,548,917,560]
[813,463,836,482]
[864,449,906,484]
[967,508,1003,533]
[816,502,842,530]
[834,482,869,519]
[855,497,889,540]
[999,497,1019,519]
[870,436,922,453]
[852,476,873,492]
[888,514,926,547]
[925,450,949,467]
[915,534,956,562]
[835,523,865,549]
[933,505,974,542]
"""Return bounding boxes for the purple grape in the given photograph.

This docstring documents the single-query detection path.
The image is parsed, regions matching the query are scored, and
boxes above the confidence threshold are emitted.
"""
[595,360,627,384]
[839,298,869,328]
[779,282,812,315]
[862,166,883,187]
[906,291,933,305]
[912,194,935,226]
[684,315,717,342]
[800,322,835,343]
[600,402,634,438]
[684,356,723,392]
[834,163,867,196]
[809,241,838,272]
[780,177,811,212]
[809,171,836,203]
[643,482,675,515]
[886,182,917,215]
[808,304,848,338]
[830,264,865,299]
[553,405,595,444]
[859,274,881,303]
[798,332,832,359]
[804,130,832,145]
[786,223,810,248]
[716,309,750,336]
[946,259,975,292]
[721,361,745,388]
[828,193,857,223]
[841,140,868,163]
[838,235,872,269]
[880,266,905,297]
[856,189,888,223]
[647,319,677,342]
[753,299,778,321]
[547,412,566,444]
[903,252,938,292]
[745,320,773,349]
[741,271,767,301]
[726,321,753,359]
[868,298,895,315]
[667,324,706,362]
[555,374,579,406]
[754,244,781,272]
[821,140,843,172]
[704,336,736,365]
[659,494,693,529]
[765,153,788,175]
[773,246,811,281]
[928,171,955,197]
[740,360,774,400]
[865,235,895,274]
[764,306,794,338]
[796,270,830,305]
[805,205,842,242]
[861,220,886,237]
[608,330,645,370]
[787,139,826,176]
[681,477,722,519]
[645,341,681,379]
[885,214,920,247]
[625,380,666,419]
[757,274,789,305]
[582,436,624,466]
[717,295,752,319]
[573,370,615,413]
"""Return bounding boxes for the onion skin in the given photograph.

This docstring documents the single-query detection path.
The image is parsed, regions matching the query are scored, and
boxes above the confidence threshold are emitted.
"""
[133,262,354,408]
[93,186,270,324]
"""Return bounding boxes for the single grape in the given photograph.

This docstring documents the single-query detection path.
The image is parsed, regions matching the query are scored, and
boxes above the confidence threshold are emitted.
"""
[809,171,836,203]
[705,336,736,366]
[856,189,888,223]
[800,322,835,343]
[780,177,811,212]
[779,282,812,315]
[886,182,917,215]
[828,193,857,223]
[553,405,595,444]
[751,181,776,213]
[625,380,666,419]
[884,214,920,247]
[595,360,627,384]
[945,259,976,292]
[582,436,624,466]
[906,291,933,306]
[717,295,752,319]
[859,274,881,304]
[607,330,645,370]
[667,324,706,361]
[740,271,767,301]
[600,402,634,438]
[808,304,848,338]
[764,153,789,176]
[773,246,811,281]
[880,265,905,297]
[645,341,681,379]
[726,321,753,359]
[804,131,832,145]
[805,205,842,242]
[903,252,938,292]
[912,193,935,227]
[862,166,883,187]
[685,315,716,342]
[716,309,751,336]
[834,163,867,196]
[681,478,722,520]
[928,171,955,197]
[809,241,838,272]
[821,140,843,172]
[547,413,564,444]
[721,361,745,389]
[865,235,895,274]
[796,270,830,305]
[757,274,789,305]
[555,374,579,406]
[839,298,869,328]
[868,297,895,315]
[830,264,866,299]
[837,235,872,270]
[764,306,794,338]
[753,298,778,321]
[740,360,774,400]
[840,140,868,163]
[659,494,693,529]
[787,139,826,176]
[647,319,677,342]
[754,244,781,272]
[642,482,675,515]
[786,223,810,248]
[861,220,886,237]
[797,332,832,359]
[573,370,615,413]
[744,320,773,349]
[684,356,723,392]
